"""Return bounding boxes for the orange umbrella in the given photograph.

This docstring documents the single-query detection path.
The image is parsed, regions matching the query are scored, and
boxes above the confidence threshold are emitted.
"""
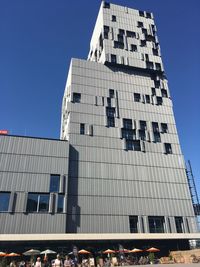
[103,249,115,254]
[0,252,6,257]
[130,248,143,253]
[116,249,130,253]
[5,253,20,257]
[146,247,160,252]
[78,249,91,254]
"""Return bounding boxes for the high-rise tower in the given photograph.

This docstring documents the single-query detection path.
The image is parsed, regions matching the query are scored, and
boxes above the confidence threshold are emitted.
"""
[60,2,198,234]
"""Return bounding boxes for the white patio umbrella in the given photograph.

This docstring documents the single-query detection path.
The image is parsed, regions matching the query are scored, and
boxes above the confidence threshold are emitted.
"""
[40,250,57,255]
[23,249,41,256]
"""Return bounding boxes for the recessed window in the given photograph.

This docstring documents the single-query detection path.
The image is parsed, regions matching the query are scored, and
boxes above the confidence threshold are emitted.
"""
[119,29,125,35]
[146,61,154,69]
[145,95,150,103]
[107,97,111,107]
[109,89,115,98]
[106,107,115,117]
[130,44,137,52]
[129,216,138,233]
[26,193,50,213]
[175,217,184,233]
[142,28,147,35]
[152,48,159,56]
[139,10,144,17]
[50,174,60,192]
[161,89,168,98]
[146,12,152,19]
[161,123,168,133]
[104,25,109,39]
[103,2,110,8]
[138,21,143,28]
[154,80,160,88]
[155,63,161,71]
[149,216,165,233]
[122,129,134,140]
[112,15,116,22]
[117,34,124,43]
[107,117,115,127]
[164,143,172,154]
[152,122,159,132]
[80,123,85,135]
[140,40,146,47]
[156,96,163,105]
[57,194,64,213]
[73,93,81,103]
[139,130,146,141]
[114,41,124,49]
[126,140,141,151]
[145,54,149,61]
[123,119,132,129]
[126,31,136,38]
[154,132,161,143]
[140,120,147,130]
[0,192,10,212]
[111,54,117,63]
[151,88,156,96]
[134,93,141,102]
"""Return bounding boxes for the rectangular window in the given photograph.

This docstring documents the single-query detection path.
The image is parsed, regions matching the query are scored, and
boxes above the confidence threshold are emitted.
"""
[146,12,152,19]
[161,89,168,98]
[117,34,124,43]
[126,140,141,151]
[26,193,50,213]
[109,89,115,98]
[104,25,109,39]
[130,44,137,52]
[152,122,159,132]
[114,41,124,49]
[134,93,141,102]
[122,129,135,140]
[146,61,154,69]
[152,48,159,56]
[161,123,168,133]
[138,21,144,28]
[107,97,111,107]
[154,80,160,88]
[140,40,146,47]
[126,31,136,38]
[50,174,60,192]
[175,217,184,233]
[103,2,110,8]
[156,96,163,105]
[112,15,116,22]
[57,194,65,213]
[155,63,161,71]
[107,117,115,127]
[73,93,81,103]
[139,130,146,141]
[106,107,115,117]
[145,95,150,103]
[154,132,161,143]
[149,216,165,233]
[111,54,117,63]
[164,143,172,154]
[139,11,144,17]
[80,123,85,135]
[140,120,147,130]
[0,192,10,212]
[119,29,125,35]
[123,119,132,129]
[129,216,138,233]
[151,88,156,96]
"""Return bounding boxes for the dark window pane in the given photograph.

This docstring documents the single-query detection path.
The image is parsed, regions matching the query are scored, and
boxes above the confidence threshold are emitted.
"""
[129,216,138,233]
[122,129,134,140]
[126,140,141,151]
[109,89,115,98]
[73,93,81,103]
[161,123,168,133]
[152,122,159,132]
[80,123,85,135]
[112,15,116,22]
[154,132,161,142]
[106,107,115,117]
[138,21,143,27]
[57,195,64,213]
[126,31,136,38]
[156,96,163,105]
[107,117,115,127]
[130,44,137,52]
[134,93,140,102]
[27,193,38,212]
[50,175,60,192]
[123,119,132,129]
[145,95,150,103]
[39,194,49,212]
[111,54,117,63]
[165,143,172,154]
[175,217,184,233]
[140,120,147,130]
[0,192,10,212]
[161,89,168,98]
[139,130,146,141]
[149,216,164,233]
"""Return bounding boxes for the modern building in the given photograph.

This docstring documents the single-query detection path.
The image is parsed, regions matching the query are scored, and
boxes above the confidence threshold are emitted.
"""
[0,1,199,252]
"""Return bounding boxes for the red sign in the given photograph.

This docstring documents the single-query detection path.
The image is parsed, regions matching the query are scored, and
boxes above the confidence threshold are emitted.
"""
[0,130,9,135]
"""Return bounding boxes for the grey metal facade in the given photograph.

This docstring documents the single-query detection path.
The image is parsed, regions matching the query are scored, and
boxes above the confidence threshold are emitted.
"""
[0,2,198,236]
[0,135,69,233]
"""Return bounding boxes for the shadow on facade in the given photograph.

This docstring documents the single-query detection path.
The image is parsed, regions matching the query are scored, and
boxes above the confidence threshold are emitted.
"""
[66,145,81,233]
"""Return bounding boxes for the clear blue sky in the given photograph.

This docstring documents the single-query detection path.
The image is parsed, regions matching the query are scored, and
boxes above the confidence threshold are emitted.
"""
[0,0,199,195]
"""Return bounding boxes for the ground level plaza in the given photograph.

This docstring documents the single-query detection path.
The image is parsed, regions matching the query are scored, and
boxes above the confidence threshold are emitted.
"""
[1,233,200,256]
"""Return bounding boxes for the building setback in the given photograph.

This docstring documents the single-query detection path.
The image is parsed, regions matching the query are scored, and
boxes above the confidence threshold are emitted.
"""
[0,1,199,251]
